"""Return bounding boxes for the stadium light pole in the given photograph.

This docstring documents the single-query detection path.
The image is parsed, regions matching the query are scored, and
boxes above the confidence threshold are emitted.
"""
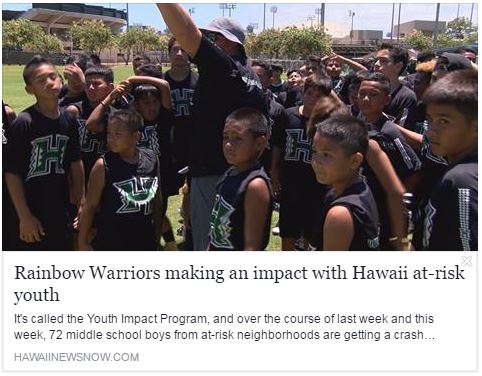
[456,3,460,19]
[397,3,401,42]
[270,6,278,29]
[433,3,441,49]
[307,15,315,28]
[469,3,474,26]
[390,3,395,40]
[349,10,355,44]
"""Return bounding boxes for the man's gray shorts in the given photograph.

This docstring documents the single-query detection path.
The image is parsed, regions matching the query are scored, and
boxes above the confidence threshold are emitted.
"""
[190,175,223,251]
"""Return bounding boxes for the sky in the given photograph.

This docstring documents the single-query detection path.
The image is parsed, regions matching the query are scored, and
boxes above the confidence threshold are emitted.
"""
[2,2,479,37]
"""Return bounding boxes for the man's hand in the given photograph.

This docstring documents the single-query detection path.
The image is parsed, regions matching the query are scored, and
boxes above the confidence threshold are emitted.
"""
[19,214,45,243]
[63,63,86,86]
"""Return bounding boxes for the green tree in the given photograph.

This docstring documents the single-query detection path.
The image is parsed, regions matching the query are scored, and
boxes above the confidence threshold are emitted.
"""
[279,26,331,59]
[245,28,283,58]
[33,33,64,53]
[116,26,163,64]
[436,33,465,48]
[245,26,331,59]
[402,30,433,51]
[71,19,114,55]
[2,19,44,50]
[445,17,477,40]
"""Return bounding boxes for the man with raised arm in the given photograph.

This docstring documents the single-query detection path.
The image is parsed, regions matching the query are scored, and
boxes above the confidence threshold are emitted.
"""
[157,4,267,251]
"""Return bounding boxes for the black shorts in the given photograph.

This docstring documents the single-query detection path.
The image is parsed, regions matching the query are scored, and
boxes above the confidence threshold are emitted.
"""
[279,184,327,240]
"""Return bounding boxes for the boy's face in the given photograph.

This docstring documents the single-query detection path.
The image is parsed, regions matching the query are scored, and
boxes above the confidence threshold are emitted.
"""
[251,65,271,90]
[169,41,190,68]
[311,133,362,186]
[374,49,401,80]
[288,72,303,87]
[107,118,139,153]
[426,103,477,162]
[326,60,342,78]
[135,94,161,123]
[303,86,323,112]
[271,69,282,81]
[85,75,113,103]
[26,64,62,99]
[223,120,266,168]
[358,81,390,118]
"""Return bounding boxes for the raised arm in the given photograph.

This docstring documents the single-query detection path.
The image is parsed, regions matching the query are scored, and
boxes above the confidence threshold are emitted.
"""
[366,139,409,251]
[126,75,172,110]
[157,4,203,56]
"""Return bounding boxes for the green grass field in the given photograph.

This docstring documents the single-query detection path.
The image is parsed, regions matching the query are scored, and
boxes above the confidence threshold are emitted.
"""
[2,64,281,250]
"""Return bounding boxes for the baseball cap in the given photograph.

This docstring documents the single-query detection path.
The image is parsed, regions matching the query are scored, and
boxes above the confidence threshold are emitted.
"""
[200,17,246,51]
[435,52,472,72]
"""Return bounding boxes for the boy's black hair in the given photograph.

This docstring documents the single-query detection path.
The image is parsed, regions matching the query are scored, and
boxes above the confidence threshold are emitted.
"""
[132,84,162,101]
[360,72,391,95]
[251,60,272,78]
[306,55,321,65]
[64,53,89,72]
[303,74,332,96]
[133,54,151,63]
[89,53,102,66]
[379,42,409,75]
[271,63,283,73]
[225,107,268,137]
[23,55,55,85]
[423,69,477,123]
[84,65,114,84]
[307,95,349,138]
[346,70,369,90]
[456,47,476,55]
[287,69,301,77]
[417,50,435,63]
[108,108,144,133]
[136,63,163,79]
[315,114,369,157]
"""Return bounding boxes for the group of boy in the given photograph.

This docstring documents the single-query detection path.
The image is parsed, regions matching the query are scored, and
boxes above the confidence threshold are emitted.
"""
[2,3,478,252]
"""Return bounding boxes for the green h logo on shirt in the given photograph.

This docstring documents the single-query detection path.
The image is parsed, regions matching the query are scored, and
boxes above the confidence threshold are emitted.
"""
[209,194,235,249]
[27,135,69,180]
[114,177,158,215]
[284,129,312,163]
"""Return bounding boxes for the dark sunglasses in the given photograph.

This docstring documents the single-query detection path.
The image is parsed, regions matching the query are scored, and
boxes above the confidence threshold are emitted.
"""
[203,31,222,43]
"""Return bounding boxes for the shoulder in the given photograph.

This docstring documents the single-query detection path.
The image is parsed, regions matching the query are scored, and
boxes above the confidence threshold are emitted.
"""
[441,161,478,189]
[324,205,354,232]
[245,177,271,204]
[398,85,417,101]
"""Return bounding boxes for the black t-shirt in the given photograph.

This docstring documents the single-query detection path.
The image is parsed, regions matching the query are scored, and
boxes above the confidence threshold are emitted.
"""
[94,149,159,251]
[138,110,177,196]
[420,152,477,251]
[164,70,199,168]
[190,36,267,177]
[59,83,87,108]
[384,84,417,129]
[4,106,81,231]
[276,86,304,109]
[272,106,319,190]
[209,164,272,251]
[269,81,288,96]
[310,177,380,251]
[71,100,107,180]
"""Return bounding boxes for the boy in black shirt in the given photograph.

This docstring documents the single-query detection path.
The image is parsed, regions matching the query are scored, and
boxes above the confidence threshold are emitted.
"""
[310,115,380,251]
[271,74,332,251]
[78,109,162,251]
[374,43,417,129]
[5,56,84,250]
[419,70,477,251]
[65,65,114,181]
[209,108,272,251]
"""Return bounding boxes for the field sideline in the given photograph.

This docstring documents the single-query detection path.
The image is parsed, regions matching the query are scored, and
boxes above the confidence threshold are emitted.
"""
[2,64,282,250]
